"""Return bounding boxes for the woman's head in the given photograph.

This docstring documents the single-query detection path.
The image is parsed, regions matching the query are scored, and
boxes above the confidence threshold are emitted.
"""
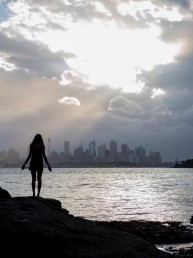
[32,134,44,145]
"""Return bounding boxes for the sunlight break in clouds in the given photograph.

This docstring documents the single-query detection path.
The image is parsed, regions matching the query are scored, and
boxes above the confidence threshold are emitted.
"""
[58,96,80,106]
[151,88,165,98]
[0,56,16,71]
[1,0,193,161]
[11,1,180,93]
[40,20,179,93]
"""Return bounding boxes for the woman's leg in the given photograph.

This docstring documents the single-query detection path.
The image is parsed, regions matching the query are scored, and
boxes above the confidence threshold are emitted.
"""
[37,171,43,197]
[31,170,36,197]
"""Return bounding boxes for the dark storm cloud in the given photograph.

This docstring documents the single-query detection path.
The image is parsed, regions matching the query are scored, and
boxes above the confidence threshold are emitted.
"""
[137,18,193,119]
[152,0,190,9]
[0,31,70,77]
[138,59,193,91]
[137,11,193,115]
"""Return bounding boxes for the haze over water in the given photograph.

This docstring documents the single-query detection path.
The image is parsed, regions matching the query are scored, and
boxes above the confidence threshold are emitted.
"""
[1,167,193,223]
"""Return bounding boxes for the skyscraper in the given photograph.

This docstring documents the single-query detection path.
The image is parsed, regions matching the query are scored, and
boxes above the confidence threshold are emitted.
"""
[155,152,162,166]
[98,144,106,161]
[64,141,70,159]
[110,140,117,159]
[89,140,96,158]
[121,144,128,154]
[135,146,146,165]
[121,144,129,162]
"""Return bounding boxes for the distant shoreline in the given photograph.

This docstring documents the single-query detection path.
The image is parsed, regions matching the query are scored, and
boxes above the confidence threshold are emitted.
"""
[174,158,193,168]
[0,163,174,169]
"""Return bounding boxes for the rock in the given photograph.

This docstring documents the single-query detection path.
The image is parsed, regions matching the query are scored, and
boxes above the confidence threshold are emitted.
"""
[0,194,172,258]
[0,187,11,199]
[97,220,193,245]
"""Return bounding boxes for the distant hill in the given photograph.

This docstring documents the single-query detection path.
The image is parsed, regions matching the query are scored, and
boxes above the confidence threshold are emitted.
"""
[174,159,193,168]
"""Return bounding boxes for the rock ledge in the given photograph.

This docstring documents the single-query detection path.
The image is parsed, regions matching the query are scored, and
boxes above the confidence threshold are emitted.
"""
[0,194,171,257]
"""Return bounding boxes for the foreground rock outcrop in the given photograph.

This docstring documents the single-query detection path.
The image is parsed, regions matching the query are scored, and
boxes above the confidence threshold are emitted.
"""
[97,220,193,245]
[0,194,171,258]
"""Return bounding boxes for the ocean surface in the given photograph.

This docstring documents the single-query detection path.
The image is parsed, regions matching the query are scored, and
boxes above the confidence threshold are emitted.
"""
[1,167,193,223]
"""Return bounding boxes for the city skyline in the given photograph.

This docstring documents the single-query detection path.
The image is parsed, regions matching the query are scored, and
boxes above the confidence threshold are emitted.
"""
[49,138,162,154]
[1,1,193,163]
[0,138,163,167]
[0,135,190,164]
[1,137,163,158]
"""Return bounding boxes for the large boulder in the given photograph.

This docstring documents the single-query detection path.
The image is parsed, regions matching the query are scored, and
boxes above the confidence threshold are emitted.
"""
[0,187,11,199]
[0,195,171,258]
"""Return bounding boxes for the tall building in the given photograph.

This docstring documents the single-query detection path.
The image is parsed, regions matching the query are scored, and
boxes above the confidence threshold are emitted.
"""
[147,151,155,166]
[89,140,96,158]
[135,146,146,165]
[121,144,129,162]
[64,141,70,157]
[50,150,59,163]
[74,146,84,162]
[129,150,135,163]
[155,152,162,166]
[98,144,106,161]
[59,152,65,162]
[109,140,117,160]
[121,144,128,154]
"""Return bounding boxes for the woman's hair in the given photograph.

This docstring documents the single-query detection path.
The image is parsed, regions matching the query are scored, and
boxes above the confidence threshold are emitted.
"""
[31,134,44,145]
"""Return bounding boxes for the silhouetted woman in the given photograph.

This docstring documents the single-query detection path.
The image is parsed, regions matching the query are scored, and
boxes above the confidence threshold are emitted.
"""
[21,134,52,198]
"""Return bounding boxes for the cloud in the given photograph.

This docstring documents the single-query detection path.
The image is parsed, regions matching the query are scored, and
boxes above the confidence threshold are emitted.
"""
[6,0,152,30]
[1,0,193,163]
[138,57,193,92]
[58,96,80,106]
[60,70,91,89]
[174,105,193,127]
[151,0,190,10]
[0,31,70,77]
[151,104,172,116]
[108,96,144,116]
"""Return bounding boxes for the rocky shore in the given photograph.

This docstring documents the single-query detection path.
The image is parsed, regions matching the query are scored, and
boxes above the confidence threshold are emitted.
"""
[0,187,193,257]
[96,221,193,257]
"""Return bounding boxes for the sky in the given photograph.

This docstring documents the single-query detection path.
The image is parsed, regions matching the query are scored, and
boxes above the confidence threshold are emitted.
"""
[0,0,193,162]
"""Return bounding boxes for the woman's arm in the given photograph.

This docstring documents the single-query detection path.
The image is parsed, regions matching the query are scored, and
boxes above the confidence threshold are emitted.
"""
[42,147,52,171]
[21,149,32,170]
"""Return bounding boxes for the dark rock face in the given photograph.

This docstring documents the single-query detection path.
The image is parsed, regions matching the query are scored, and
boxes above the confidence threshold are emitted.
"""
[97,220,193,245]
[0,187,11,198]
[0,192,171,258]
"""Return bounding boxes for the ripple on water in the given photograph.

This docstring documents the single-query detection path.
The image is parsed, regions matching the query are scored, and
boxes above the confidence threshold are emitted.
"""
[1,167,193,222]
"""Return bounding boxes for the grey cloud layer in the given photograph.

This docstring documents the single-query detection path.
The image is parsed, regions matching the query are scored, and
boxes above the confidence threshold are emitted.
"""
[0,0,193,161]
[0,31,70,77]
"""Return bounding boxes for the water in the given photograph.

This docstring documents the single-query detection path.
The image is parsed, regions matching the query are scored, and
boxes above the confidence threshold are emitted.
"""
[1,167,193,223]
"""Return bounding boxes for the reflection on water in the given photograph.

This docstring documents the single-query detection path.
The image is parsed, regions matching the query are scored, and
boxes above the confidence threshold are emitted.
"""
[157,242,193,255]
[1,167,193,222]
